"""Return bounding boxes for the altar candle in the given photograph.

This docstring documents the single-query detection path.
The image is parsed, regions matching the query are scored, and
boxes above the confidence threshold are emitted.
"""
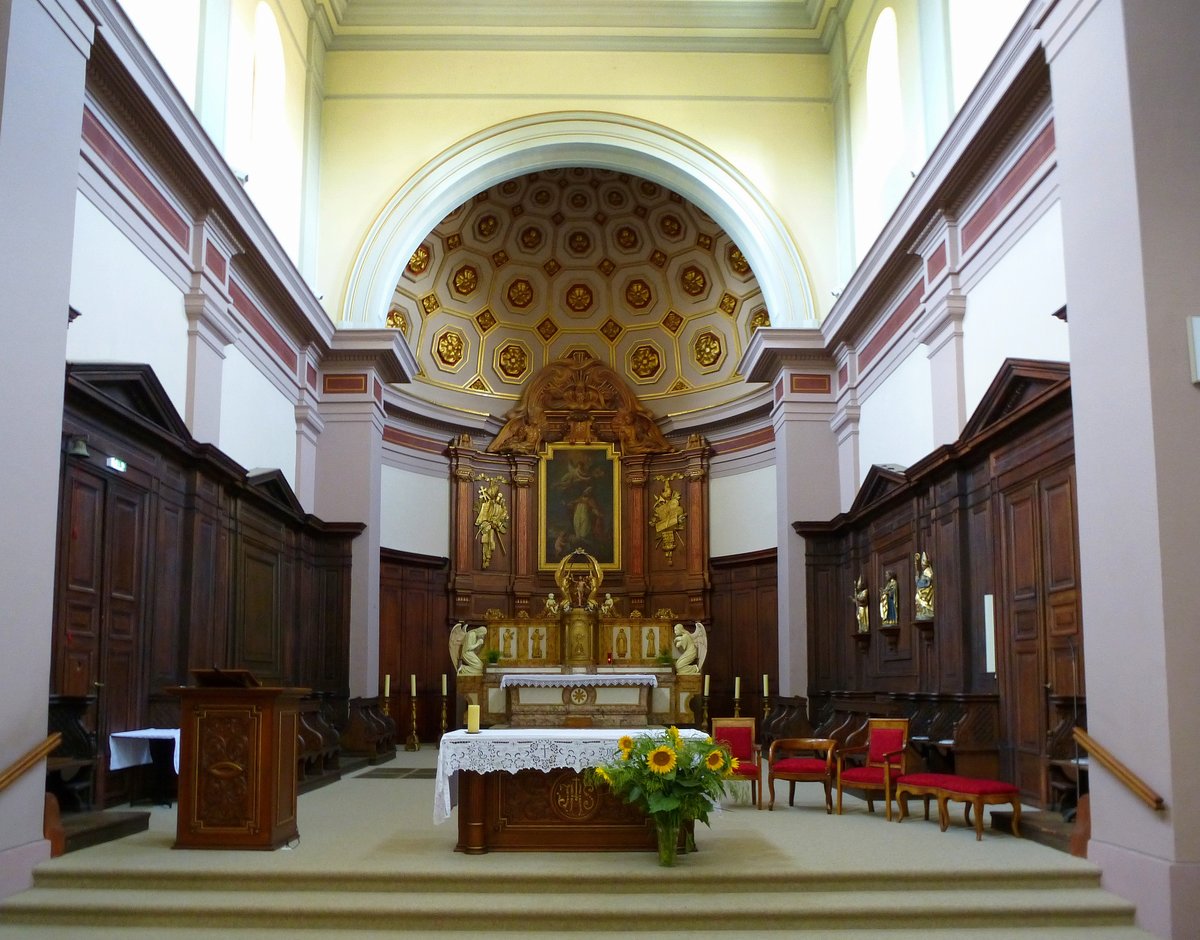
[763,674,769,696]
[703,674,710,696]
[466,703,480,733]
[441,673,448,696]
[410,673,417,697]
[384,674,390,698]
[734,676,741,699]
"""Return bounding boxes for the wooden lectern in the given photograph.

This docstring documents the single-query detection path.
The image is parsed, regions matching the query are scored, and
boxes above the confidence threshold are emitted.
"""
[173,670,309,850]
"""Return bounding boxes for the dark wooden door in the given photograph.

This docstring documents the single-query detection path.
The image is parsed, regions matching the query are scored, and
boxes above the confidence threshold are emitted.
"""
[998,465,1082,804]
[55,464,149,806]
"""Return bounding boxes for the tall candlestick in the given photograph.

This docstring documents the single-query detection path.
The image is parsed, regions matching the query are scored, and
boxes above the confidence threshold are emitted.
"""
[763,674,769,696]
[384,673,390,698]
[466,703,481,733]
[441,673,447,696]
[734,676,741,699]
[703,674,710,696]
[410,673,416,697]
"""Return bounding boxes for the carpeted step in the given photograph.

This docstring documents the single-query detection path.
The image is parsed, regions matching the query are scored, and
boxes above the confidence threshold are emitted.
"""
[0,884,1136,933]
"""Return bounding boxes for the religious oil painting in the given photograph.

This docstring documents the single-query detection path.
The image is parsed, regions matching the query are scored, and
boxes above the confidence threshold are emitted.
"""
[539,443,621,570]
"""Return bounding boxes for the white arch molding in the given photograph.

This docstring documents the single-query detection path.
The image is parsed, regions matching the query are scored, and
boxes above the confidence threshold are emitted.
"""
[342,112,817,331]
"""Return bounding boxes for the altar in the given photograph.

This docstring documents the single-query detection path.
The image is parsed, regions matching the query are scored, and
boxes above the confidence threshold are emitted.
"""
[500,672,657,728]
[435,727,708,853]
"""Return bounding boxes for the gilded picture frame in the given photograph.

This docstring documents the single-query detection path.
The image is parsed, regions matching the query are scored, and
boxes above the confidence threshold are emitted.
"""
[538,443,621,570]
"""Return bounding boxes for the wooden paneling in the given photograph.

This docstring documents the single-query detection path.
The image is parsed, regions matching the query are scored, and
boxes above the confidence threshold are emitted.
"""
[709,551,778,717]
[793,361,1080,807]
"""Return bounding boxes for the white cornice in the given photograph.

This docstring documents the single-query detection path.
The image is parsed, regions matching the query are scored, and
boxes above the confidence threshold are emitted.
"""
[738,326,831,383]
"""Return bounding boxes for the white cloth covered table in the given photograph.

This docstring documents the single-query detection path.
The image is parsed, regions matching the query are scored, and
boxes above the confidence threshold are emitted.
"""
[109,728,181,774]
[434,726,707,824]
[498,673,657,689]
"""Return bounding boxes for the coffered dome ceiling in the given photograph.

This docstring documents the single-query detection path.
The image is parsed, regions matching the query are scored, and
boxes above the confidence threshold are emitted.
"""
[386,168,771,420]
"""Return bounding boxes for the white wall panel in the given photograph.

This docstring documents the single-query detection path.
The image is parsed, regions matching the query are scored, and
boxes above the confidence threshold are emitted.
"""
[710,464,777,556]
[858,351,934,482]
[381,463,450,557]
[67,193,188,413]
[218,345,297,484]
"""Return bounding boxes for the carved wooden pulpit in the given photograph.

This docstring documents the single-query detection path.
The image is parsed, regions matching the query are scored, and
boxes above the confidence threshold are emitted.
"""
[173,670,309,850]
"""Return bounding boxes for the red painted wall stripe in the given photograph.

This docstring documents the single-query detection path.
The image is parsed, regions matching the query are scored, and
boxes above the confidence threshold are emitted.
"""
[838,364,849,390]
[230,281,298,372]
[790,373,831,395]
[925,242,947,280]
[306,364,318,390]
[962,121,1056,251]
[82,108,189,249]
[323,373,368,394]
[709,425,775,455]
[860,280,924,370]
[205,241,227,284]
[383,426,448,454]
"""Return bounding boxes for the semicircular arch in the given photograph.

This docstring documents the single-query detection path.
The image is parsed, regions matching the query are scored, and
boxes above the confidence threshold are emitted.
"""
[342,112,816,332]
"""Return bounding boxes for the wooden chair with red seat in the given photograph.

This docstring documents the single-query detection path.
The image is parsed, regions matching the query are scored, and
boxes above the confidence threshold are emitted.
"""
[835,717,909,820]
[711,717,762,809]
[767,736,838,813]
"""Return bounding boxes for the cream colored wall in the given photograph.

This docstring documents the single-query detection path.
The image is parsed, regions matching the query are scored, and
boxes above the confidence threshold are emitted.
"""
[318,48,837,324]
[380,464,450,557]
[218,346,299,485]
[962,202,1070,414]
[66,193,190,413]
[709,465,778,556]
[116,0,201,105]
[857,350,934,478]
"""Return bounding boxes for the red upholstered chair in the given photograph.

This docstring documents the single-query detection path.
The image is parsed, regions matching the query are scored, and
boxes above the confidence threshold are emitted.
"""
[836,717,909,820]
[767,737,838,813]
[711,717,762,810]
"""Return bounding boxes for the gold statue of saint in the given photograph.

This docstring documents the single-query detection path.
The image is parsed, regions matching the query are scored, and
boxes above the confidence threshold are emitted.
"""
[650,475,686,564]
[914,552,934,620]
[473,476,508,568]
[879,571,899,627]
[853,575,870,633]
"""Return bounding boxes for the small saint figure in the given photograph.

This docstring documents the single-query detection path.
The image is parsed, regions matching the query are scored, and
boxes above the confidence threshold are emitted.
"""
[616,628,628,659]
[531,629,544,659]
[879,571,899,627]
[914,552,935,621]
[853,575,870,633]
[473,477,508,569]
[543,592,560,616]
[599,592,615,617]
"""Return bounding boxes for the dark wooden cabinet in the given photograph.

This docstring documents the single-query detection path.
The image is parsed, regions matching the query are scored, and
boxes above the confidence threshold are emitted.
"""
[54,364,361,806]
[794,360,1083,805]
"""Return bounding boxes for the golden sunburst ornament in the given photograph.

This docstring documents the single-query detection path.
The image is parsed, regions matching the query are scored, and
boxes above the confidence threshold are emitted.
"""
[647,746,677,775]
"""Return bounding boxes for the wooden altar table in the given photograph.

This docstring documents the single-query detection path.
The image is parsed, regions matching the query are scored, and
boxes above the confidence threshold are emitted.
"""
[435,727,707,854]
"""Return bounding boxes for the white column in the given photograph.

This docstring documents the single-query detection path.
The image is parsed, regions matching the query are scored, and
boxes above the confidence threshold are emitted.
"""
[184,213,241,443]
[740,329,840,698]
[1040,1,1200,936]
[0,0,95,899]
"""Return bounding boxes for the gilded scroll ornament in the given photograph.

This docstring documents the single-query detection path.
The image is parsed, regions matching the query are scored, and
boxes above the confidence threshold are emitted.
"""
[914,552,935,621]
[650,474,686,565]
[473,475,508,568]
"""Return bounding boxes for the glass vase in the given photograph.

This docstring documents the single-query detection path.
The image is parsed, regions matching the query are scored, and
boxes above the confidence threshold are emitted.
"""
[654,813,680,866]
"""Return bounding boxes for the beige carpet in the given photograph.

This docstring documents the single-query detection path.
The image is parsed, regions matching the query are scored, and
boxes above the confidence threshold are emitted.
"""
[0,746,1154,938]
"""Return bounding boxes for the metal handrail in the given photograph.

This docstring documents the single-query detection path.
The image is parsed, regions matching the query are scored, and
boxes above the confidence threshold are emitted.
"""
[0,733,62,794]
[1073,726,1165,811]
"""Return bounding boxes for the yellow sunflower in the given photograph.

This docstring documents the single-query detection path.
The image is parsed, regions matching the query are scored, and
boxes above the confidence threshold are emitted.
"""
[727,756,740,776]
[646,745,678,775]
[594,765,611,785]
[705,749,725,771]
[618,734,635,759]
[667,725,682,748]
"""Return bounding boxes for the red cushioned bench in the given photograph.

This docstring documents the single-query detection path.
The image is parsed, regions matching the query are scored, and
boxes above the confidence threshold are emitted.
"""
[894,773,1021,841]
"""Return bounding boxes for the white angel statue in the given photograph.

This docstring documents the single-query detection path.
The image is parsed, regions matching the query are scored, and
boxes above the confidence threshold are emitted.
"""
[448,622,486,676]
[672,621,707,675]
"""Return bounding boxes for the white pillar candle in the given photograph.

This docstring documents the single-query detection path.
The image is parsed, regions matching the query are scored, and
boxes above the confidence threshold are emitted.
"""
[734,676,741,699]
[441,673,447,696]
[384,674,390,698]
[410,673,417,697]
[703,674,710,696]
[466,703,480,733]
[763,674,769,696]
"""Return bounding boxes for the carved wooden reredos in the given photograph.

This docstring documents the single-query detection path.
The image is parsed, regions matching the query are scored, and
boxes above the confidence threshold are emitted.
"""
[449,353,710,622]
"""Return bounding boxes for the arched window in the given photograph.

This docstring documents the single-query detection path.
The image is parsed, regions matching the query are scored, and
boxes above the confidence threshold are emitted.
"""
[854,7,906,259]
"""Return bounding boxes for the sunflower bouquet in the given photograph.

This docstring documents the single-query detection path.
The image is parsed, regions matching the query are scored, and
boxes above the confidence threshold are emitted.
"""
[588,726,734,865]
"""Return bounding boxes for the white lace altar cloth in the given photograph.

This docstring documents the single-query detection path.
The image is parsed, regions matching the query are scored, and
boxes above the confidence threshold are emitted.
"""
[498,673,658,689]
[434,727,708,824]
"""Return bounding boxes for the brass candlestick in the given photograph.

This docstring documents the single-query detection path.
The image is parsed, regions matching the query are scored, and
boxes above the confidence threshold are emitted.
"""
[380,692,389,716]
[438,693,447,747]
[405,697,420,751]
[701,694,709,730]
[733,694,741,718]
[762,697,770,724]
